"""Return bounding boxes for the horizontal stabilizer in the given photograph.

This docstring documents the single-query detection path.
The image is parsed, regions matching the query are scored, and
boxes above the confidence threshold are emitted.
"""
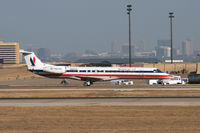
[19,49,33,55]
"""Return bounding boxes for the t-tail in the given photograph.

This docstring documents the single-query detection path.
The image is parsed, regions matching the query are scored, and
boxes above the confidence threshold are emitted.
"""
[20,50,44,70]
[20,50,65,74]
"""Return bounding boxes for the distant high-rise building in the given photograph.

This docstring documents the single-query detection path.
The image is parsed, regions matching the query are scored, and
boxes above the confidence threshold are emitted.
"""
[157,40,170,47]
[182,39,194,56]
[156,46,171,58]
[137,40,145,52]
[111,40,118,54]
[121,43,135,57]
[0,41,19,64]
[174,48,181,57]
[37,48,51,61]
[156,40,171,58]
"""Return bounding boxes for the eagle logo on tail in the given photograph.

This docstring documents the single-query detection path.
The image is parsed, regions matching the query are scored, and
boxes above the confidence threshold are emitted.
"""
[30,57,36,66]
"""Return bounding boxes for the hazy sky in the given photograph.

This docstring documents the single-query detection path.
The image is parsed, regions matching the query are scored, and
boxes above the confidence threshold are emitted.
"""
[0,0,199,54]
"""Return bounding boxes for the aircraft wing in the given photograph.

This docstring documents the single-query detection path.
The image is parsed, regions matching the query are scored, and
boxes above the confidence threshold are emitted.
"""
[72,75,119,82]
[72,75,102,82]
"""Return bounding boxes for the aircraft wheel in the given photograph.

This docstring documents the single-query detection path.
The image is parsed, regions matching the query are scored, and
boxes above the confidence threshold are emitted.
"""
[84,81,91,86]
[61,79,68,84]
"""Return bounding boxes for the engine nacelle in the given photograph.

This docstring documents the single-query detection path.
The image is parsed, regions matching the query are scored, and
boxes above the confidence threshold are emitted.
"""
[43,66,65,74]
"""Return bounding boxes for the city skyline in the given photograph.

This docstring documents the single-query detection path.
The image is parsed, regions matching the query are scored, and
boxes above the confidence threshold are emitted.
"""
[0,0,199,54]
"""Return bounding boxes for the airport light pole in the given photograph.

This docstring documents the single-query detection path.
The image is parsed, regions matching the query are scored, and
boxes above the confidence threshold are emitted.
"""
[169,12,174,64]
[127,4,132,67]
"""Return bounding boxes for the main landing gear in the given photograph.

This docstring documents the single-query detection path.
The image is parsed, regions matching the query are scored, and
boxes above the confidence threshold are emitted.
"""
[60,79,69,84]
[84,81,93,86]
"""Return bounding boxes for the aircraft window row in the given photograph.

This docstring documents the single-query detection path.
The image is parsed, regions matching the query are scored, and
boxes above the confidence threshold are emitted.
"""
[66,70,162,73]
[79,70,86,72]
[66,70,78,72]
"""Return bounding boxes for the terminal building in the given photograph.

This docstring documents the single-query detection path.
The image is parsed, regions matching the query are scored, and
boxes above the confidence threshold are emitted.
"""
[0,41,19,64]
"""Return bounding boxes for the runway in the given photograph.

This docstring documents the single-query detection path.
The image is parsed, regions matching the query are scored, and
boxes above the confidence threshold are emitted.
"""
[0,97,200,106]
[1,78,200,106]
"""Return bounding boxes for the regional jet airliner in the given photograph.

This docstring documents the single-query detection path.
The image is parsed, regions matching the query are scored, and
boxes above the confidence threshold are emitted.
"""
[20,50,173,86]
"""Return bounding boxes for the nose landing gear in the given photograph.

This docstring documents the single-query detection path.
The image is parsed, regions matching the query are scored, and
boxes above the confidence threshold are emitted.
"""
[84,81,93,86]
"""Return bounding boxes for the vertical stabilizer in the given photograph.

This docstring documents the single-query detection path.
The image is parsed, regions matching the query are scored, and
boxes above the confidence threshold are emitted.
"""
[20,50,43,70]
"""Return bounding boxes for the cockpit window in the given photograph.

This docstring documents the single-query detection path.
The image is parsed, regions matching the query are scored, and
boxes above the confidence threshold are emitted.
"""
[153,69,162,73]
[156,69,162,73]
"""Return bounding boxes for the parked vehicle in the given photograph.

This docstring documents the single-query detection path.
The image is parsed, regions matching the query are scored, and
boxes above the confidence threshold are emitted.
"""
[146,79,160,85]
[161,76,185,85]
